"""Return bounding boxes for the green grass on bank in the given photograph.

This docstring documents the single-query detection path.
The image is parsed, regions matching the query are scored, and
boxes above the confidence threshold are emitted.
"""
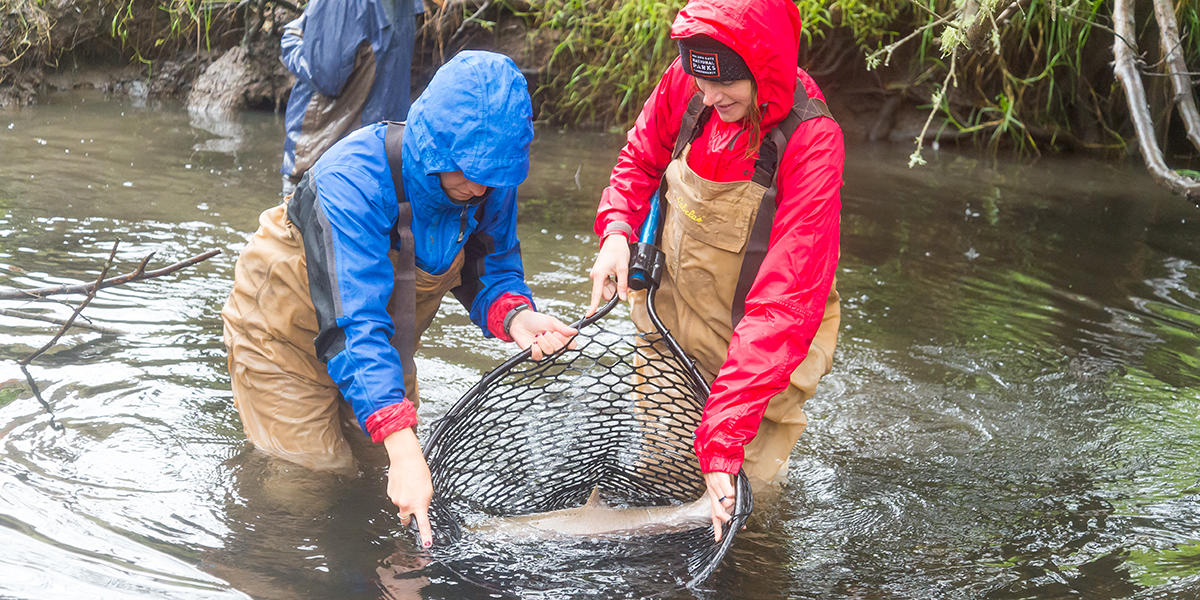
[4,0,1198,158]
[527,0,1197,156]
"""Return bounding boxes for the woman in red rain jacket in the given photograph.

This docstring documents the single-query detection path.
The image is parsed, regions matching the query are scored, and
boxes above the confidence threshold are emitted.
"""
[587,0,844,540]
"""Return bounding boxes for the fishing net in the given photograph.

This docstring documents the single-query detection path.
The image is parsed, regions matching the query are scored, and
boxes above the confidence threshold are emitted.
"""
[421,289,753,592]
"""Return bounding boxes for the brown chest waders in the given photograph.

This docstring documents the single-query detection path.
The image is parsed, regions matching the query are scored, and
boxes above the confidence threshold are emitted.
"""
[221,123,461,473]
[628,81,841,484]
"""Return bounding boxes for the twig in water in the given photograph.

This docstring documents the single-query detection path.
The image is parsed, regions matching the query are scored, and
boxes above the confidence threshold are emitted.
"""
[0,249,220,300]
[19,242,119,366]
[0,308,120,334]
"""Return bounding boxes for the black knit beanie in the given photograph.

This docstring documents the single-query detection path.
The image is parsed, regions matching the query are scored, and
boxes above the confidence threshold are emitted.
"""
[677,35,752,82]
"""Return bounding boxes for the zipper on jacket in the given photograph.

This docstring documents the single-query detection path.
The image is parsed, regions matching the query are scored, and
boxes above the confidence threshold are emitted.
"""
[456,206,469,243]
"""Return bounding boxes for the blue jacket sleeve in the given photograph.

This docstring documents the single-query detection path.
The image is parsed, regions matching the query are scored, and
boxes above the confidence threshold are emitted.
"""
[282,0,368,97]
[312,165,409,430]
[466,187,534,334]
[279,15,310,82]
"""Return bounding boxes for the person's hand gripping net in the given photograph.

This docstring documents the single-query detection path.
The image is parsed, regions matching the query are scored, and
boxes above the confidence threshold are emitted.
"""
[704,471,737,542]
[508,309,579,360]
[384,428,435,548]
[587,233,632,316]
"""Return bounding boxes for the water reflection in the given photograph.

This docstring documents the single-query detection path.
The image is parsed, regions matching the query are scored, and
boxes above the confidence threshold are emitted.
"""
[0,91,1198,599]
[187,107,247,155]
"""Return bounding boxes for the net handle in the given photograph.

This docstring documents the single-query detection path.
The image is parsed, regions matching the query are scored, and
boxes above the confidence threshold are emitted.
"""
[629,190,665,291]
[645,283,712,400]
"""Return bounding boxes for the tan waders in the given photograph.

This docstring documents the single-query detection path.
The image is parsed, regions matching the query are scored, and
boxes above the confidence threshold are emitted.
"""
[631,146,840,484]
[221,201,463,474]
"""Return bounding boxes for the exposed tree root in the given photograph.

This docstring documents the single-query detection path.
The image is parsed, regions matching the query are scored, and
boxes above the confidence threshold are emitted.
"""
[1113,0,1200,204]
[1153,0,1200,153]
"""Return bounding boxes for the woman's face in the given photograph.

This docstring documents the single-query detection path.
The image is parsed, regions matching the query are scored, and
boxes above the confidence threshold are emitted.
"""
[437,171,490,204]
[695,78,754,122]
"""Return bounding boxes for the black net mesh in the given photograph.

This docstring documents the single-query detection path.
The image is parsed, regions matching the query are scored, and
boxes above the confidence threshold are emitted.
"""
[422,295,752,592]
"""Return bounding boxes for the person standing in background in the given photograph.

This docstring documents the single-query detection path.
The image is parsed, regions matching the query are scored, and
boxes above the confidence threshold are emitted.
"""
[279,0,421,195]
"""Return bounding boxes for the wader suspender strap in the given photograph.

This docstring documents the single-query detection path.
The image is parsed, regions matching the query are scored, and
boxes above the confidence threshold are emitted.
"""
[384,121,419,388]
[730,82,832,328]
[669,81,833,327]
[673,94,713,160]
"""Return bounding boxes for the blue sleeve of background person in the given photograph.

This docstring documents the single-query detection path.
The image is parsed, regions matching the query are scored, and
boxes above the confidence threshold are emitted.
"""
[279,15,312,82]
[467,186,534,334]
[298,0,368,98]
[312,165,410,431]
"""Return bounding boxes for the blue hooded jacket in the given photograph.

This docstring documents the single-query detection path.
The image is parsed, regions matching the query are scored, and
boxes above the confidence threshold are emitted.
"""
[295,51,535,431]
[280,0,420,182]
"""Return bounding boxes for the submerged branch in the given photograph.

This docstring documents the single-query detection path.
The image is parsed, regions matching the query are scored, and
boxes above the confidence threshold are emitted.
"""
[1112,0,1200,204]
[0,308,120,334]
[19,365,63,432]
[1153,0,1200,152]
[0,249,221,300]
[19,242,119,366]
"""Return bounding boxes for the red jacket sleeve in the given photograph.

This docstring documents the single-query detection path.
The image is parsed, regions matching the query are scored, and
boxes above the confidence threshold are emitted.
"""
[365,400,418,443]
[486,292,533,342]
[595,59,694,242]
[693,115,844,474]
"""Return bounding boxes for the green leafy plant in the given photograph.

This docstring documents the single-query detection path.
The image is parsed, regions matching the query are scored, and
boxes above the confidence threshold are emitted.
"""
[532,0,684,126]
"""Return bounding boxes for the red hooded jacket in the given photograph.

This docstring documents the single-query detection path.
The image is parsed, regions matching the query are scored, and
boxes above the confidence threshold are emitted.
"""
[594,0,844,474]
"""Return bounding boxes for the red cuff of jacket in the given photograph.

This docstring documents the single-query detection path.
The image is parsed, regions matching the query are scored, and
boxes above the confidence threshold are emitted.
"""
[696,450,744,475]
[487,293,533,342]
[366,400,418,444]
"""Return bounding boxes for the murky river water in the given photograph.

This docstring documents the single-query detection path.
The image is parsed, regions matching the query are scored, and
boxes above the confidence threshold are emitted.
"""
[1,91,1198,599]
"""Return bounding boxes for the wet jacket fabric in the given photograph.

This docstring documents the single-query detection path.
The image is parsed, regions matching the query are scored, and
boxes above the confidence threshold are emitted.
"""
[594,0,844,475]
[221,202,464,473]
[280,0,420,182]
[287,51,535,439]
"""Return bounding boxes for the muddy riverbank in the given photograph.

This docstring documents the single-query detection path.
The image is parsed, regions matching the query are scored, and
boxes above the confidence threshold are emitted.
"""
[0,1,998,147]
[4,0,1197,200]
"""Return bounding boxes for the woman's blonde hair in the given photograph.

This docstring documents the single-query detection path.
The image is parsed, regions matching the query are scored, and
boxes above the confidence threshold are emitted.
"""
[743,81,763,160]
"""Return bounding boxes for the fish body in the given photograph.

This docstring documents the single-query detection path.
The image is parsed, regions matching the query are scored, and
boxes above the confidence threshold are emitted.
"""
[470,488,710,539]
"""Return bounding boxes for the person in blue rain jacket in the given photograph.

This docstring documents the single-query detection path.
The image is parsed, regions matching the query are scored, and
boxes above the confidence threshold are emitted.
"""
[223,52,577,547]
[279,0,421,194]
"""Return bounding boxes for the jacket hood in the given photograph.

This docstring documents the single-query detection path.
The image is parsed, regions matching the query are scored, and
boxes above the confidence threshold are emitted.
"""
[671,0,802,129]
[405,51,533,188]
